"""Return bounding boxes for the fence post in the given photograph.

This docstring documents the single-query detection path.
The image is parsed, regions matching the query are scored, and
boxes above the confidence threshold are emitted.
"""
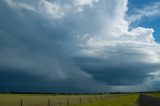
[59,102,62,106]
[89,97,91,102]
[48,98,51,106]
[100,96,102,100]
[67,98,70,106]
[20,99,23,106]
[80,97,82,104]
[95,96,97,101]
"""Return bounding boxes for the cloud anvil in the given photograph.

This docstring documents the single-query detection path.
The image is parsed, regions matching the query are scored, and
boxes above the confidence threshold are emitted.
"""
[0,0,160,92]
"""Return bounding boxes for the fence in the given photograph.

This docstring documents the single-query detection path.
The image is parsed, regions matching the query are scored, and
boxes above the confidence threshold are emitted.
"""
[14,94,121,106]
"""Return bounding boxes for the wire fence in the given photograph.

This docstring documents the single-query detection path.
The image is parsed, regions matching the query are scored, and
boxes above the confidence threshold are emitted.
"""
[14,94,122,106]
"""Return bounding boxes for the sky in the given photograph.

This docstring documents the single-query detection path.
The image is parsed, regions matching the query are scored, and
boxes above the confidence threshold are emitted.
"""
[0,0,160,93]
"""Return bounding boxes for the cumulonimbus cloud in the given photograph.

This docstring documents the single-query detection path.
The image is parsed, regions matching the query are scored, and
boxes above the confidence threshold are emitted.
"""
[0,0,160,92]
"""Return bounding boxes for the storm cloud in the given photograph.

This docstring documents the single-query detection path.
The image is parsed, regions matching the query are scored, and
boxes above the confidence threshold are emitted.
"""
[0,0,160,92]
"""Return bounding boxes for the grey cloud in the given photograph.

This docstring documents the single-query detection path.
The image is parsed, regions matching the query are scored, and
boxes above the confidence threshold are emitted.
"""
[74,47,160,86]
[0,0,160,92]
[0,1,109,92]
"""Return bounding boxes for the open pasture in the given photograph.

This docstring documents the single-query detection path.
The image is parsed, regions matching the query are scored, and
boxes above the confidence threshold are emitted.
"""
[0,93,139,106]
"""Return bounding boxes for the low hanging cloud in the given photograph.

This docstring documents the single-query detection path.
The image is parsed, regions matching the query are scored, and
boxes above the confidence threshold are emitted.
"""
[0,0,160,92]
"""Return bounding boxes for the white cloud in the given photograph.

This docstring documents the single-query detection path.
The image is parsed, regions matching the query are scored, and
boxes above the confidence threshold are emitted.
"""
[128,2,160,23]
[38,0,64,19]
[4,0,36,11]
[74,0,160,90]
[75,0,98,7]
[3,0,64,19]
[97,0,129,38]
[129,27,155,43]
[73,0,99,13]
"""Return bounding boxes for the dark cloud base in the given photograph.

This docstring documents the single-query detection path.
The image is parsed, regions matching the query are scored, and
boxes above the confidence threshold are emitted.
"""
[0,69,90,93]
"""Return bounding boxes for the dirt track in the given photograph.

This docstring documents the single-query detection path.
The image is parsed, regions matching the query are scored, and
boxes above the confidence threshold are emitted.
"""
[138,94,160,106]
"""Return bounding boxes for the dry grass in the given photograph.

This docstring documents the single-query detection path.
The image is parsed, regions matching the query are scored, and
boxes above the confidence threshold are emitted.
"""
[0,94,117,106]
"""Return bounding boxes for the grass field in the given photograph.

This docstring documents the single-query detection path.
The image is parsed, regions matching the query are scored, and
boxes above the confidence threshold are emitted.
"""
[148,93,160,99]
[0,94,139,106]
[75,94,138,106]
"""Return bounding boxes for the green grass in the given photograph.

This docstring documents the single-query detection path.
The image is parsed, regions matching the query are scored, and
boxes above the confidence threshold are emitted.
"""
[0,94,139,106]
[76,94,139,106]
